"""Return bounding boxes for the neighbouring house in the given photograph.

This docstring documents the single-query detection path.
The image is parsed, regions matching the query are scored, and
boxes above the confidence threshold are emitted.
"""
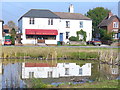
[18,4,92,45]
[3,25,11,36]
[98,12,120,40]
[22,63,91,79]
[0,20,4,45]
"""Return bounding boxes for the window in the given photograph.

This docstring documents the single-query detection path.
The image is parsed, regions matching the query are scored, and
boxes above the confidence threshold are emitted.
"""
[29,72,34,78]
[66,21,70,28]
[48,19,53,25]
[113,22,119,28]
[65,68,69,75]
[48,71,53,78]
[29,18,35,24]
[79,68,82,75]
[66,32,70,39]
[80,21,83,28]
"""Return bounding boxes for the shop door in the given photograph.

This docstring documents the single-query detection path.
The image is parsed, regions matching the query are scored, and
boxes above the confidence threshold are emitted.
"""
[60,33,63,41]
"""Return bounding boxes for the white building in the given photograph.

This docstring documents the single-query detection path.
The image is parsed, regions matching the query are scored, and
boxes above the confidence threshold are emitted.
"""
[18,5,92,45]
[22,63,91,79]
[0,20,3,45]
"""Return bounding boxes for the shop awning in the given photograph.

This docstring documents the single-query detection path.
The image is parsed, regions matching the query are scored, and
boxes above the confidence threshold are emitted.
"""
[25,29,58,35]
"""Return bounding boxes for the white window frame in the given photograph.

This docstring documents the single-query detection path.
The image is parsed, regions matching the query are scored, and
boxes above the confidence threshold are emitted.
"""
[66,21,70,28]
[79,68,82,75]
[65,68,69,75]
[80,21,83,28]
[48,19,53,25]
[29,18,35,24]
[66,32,70,39]
[113,22,119,28]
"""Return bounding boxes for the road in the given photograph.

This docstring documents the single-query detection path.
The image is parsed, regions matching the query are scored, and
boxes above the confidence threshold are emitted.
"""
[1,45,119,48]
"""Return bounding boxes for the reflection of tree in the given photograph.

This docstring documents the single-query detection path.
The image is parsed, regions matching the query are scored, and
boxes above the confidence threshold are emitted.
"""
[90,62,100,81]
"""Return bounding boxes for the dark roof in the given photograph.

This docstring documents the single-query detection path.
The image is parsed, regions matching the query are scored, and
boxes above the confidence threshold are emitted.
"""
[0,19,3,22]
[98,15,120,27]
[20,9,60,19]
[54,12,91,20]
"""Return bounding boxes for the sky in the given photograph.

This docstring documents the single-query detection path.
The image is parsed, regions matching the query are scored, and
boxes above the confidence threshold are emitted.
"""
[0,0,119,26]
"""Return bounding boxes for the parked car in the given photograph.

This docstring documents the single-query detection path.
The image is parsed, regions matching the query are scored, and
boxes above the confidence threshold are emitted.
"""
[4,36,12,45]
[86,38,102,46]
[101,40,113,45]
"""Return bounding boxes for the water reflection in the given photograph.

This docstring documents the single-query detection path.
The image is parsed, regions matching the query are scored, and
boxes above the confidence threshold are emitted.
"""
[22,63,91,79]
[2,63,25,88]
[1,60,119,88]
[0,62,2,89]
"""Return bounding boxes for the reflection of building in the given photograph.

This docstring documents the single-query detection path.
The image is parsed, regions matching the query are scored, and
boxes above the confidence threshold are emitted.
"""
[0,62,2,89]
[0,20,4,45]
[22,63,91,79]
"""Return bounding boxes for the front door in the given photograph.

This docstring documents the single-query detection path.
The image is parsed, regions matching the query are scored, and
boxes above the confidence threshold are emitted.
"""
[60,33,63,41]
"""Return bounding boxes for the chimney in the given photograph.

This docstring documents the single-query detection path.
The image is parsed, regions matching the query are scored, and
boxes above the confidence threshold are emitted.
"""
[108,12,113,18]
[68,4,74,13]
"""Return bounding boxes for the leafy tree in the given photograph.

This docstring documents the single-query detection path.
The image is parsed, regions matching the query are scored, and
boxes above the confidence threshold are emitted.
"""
[7,21,16,29]
[10,28,16,45]
[76,29,86,41]
[99,28,113,41]
[85,7,110,38]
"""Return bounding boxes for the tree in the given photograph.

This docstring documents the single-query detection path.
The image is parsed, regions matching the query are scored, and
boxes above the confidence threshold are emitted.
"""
[10,28,16,45]
[85,7,110,38]
[7,21,16,29]
[99,28,113,41]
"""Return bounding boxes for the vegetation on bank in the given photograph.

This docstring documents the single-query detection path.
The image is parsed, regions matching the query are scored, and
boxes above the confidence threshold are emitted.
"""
[1,47,118,62]
[27,79,119,88]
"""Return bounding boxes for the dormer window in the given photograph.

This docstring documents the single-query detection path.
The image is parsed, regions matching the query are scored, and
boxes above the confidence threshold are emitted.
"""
[113,22,119,28]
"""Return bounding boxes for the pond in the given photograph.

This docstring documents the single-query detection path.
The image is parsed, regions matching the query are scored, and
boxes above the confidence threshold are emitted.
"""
[0,59,119,88]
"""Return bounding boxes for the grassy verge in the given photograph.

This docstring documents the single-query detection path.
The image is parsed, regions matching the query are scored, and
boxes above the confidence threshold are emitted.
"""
[27,79,119,88]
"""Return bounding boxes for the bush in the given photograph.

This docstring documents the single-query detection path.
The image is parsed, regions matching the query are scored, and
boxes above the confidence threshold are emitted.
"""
[69,36,79,41]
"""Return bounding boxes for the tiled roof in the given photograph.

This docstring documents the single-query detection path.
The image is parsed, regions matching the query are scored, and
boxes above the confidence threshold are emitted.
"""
[19,9,91,20]
[54,12,91,20]
[25,63,56,67]
[21,9,60,18]
[0,20,3,22]
[98,15,120,27]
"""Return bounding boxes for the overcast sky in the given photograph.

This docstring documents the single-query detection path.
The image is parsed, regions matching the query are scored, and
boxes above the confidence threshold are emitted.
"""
[0,0,119,25]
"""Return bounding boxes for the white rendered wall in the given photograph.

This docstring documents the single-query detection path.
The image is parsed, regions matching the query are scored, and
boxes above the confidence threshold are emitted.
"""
[22,63,91,79]
[0,22,2,44]
[19,17,92,44]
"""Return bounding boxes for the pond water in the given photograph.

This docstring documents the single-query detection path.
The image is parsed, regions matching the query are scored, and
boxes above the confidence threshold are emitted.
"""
[0,60,119,88]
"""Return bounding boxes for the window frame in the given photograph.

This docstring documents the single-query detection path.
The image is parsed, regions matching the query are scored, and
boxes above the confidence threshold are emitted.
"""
[80,21,83,28]
[113,22,119,28]
[29,18,35,25]
[48,19,53,25]
[66,21,70,28]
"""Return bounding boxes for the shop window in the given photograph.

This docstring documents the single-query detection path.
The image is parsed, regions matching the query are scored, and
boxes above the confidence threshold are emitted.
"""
[66,21,70,28]
[29,18,35,24]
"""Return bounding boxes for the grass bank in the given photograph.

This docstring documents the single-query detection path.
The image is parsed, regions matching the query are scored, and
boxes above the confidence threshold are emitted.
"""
[1,47,118,63]
[27,79,119,88]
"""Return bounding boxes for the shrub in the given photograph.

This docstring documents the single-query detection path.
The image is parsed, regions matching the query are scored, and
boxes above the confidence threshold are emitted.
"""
[69,36,79,41]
